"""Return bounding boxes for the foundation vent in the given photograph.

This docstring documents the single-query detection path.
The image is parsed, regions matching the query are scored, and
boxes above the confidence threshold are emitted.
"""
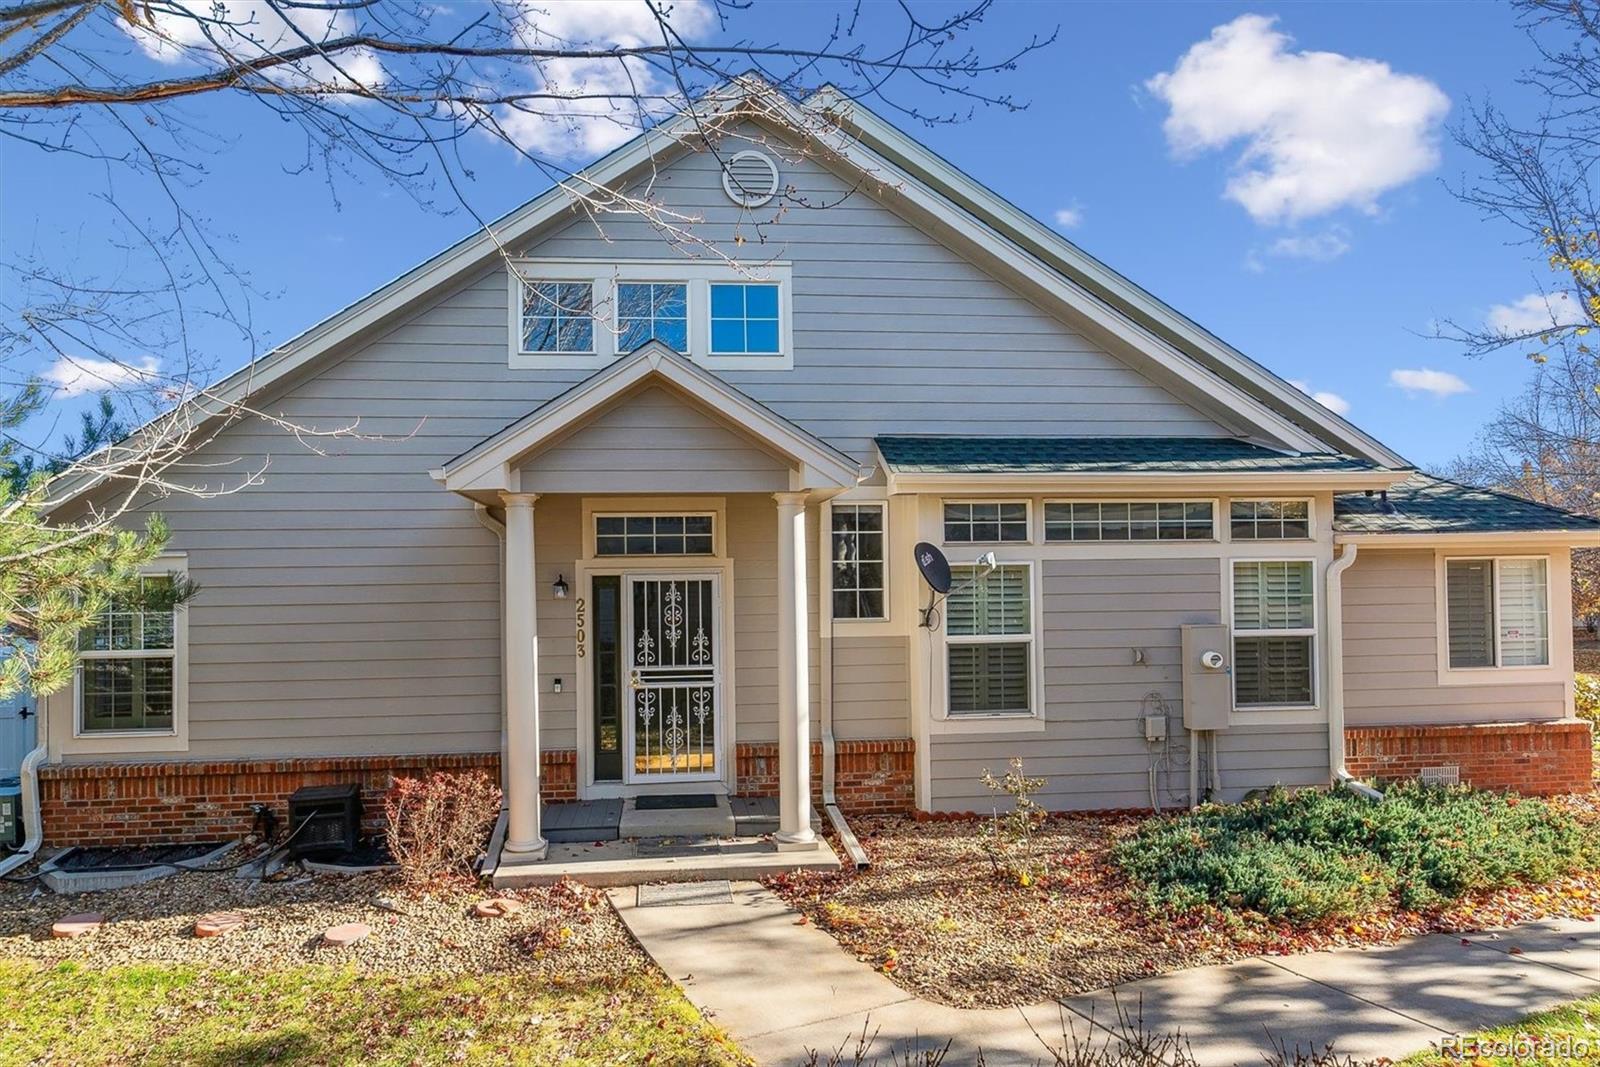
[1419,765,1460,788]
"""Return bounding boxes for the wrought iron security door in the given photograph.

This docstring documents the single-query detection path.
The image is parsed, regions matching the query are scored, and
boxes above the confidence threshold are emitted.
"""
[624,575,720,781]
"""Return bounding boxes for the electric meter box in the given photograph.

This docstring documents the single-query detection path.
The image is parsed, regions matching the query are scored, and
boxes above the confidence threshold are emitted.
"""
[1181,624,1233,731]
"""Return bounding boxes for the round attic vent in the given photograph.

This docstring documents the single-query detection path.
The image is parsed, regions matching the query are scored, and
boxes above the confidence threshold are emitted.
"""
[721,150,780,207]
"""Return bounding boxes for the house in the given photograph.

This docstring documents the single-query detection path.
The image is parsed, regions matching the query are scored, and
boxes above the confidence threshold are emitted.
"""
[23,81,1600,863]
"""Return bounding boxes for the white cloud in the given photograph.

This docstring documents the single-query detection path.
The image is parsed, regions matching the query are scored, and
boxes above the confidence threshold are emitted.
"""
[1486,291,1579,336]
[1053,204,1084,229]
[1146,15,1449,224]
[43,356,161,398]
[1267,228,1350,262]
[122,1,384,91]
[1389,367,1470,398]
[1288,378,1351,415]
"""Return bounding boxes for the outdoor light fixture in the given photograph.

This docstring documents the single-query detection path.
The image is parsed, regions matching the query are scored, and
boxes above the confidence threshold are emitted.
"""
[552,574,569,599]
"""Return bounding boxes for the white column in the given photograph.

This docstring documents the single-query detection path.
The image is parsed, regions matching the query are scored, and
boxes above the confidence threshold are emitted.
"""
[501,492,547,859]
[774,490,817,849]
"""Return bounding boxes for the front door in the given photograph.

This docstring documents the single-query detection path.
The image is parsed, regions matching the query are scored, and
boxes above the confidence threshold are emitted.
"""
[624,574,721,782]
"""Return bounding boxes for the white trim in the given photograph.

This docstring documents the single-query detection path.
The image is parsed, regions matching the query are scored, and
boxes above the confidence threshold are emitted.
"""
[1434,552,1564,687]
[939,498,1033,546]
[1041,496,1219,543]
[67,553,190,756]
[582,496,728,560]
[826,499,890,624]
[932,560,1044,730]
[1226,556,1319,713]
[1225,496,1317,544]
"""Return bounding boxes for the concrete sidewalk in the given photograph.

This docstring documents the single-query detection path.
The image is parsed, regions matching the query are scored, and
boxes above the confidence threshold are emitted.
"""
[610,881,1600,1066]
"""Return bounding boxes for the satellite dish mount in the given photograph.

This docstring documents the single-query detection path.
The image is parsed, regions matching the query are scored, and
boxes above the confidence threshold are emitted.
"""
[913,541,996,630]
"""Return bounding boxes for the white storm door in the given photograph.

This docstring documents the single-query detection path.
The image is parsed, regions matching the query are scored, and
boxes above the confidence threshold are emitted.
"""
[624,574,722,782]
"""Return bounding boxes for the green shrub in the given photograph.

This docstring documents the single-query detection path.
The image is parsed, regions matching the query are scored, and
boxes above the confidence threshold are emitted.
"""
[1577,673,1600,720]
[1114,783,1600,922]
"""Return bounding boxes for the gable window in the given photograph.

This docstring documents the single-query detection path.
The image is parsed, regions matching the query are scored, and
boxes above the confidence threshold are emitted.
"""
[521,281,594,354]
[708,283,781,355]
[617,282,688,353]
[1044,500,1214,542]
[946,564,1033,716]
[831,503,885,620]
[943,501,1028,544]
[1231,560,1315,707]
[595,515,714,557]
[1445,558,1549,669]
[1229,499,1311,540]
[78,572,184,734]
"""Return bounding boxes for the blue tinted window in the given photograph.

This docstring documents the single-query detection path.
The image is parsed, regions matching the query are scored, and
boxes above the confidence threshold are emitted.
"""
[521,281,594,353]
[616,282,688,354]
[708,283,781,355]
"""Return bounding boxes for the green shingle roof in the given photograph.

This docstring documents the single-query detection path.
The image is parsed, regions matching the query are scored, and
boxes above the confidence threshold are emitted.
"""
[1333,473,1600,535]
[874,436,1390,475]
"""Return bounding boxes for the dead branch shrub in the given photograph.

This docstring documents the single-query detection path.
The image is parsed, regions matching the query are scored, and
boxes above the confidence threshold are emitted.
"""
[384,770,502,886]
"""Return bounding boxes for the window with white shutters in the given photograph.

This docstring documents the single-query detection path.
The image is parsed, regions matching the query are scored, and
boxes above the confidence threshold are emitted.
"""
[945,564,1033,716]
[1446,558,1549,669]
[1231,560,1315,707]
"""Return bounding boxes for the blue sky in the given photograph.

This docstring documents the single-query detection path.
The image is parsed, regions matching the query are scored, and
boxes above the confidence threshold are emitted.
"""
[2,1,1558,469]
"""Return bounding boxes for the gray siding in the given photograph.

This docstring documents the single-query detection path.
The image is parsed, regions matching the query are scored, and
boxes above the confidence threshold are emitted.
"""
[930,556,1329,811]
[1343,548,1568,724]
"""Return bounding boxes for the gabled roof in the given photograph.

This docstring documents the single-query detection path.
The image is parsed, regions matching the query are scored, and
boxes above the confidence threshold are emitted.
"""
[1334,473,1600,539]
[435,342,863,496]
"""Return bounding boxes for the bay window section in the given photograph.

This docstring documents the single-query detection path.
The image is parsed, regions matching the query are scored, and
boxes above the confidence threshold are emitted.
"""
[1231,560,1315,708]
[1445,558,1549,669]
[946,564,1033,716]
[831,504,885,620]
[78,573,180,734]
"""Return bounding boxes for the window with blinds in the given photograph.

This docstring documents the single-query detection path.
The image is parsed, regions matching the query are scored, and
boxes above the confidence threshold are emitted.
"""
[1231,560,1315,707]
[945,564,1033,716]
[1446,557,1549,669]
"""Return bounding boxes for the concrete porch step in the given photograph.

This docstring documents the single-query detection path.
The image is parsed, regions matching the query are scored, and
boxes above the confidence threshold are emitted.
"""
[618,794,735,839]
[491,834,840,888]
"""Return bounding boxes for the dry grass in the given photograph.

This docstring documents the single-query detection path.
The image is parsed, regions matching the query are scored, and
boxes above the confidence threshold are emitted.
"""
[770,800,1600,1009]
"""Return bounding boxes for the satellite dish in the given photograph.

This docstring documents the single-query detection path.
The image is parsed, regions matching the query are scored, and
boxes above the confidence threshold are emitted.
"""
[913,541,952,595]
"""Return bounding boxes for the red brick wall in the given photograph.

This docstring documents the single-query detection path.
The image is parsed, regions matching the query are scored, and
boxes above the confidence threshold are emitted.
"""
[1345,721,1593,796]
[736,738,915,814]
[40,751,576,846]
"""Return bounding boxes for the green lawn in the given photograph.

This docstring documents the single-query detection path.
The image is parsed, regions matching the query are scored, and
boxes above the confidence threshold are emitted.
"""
[1401,994,1600,1065]
[0,959,748,1066]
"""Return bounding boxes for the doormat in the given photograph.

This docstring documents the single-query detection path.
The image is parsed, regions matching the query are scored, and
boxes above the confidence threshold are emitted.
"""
[634,794,719,811]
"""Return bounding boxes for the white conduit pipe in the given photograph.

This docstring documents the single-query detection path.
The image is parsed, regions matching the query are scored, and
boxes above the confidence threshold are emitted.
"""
[1324,543,1383,803]
[0,701,48,877]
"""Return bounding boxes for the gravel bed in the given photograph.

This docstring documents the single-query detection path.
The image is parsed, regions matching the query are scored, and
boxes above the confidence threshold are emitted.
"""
[0,860,651,980]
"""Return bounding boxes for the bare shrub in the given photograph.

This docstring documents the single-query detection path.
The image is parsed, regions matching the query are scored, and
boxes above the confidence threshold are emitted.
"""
[979,757,1049,887]
[383,770,502,887]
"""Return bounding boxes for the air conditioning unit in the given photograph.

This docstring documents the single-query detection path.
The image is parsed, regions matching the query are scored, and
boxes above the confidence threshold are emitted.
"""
[0,782,20,850]
[287,783,362,858]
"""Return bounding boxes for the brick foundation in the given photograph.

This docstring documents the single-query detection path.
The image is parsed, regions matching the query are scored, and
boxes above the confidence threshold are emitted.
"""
[1345,721,1593,796]
[735,738,916,815]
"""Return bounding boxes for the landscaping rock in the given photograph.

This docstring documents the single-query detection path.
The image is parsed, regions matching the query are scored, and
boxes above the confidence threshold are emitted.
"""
[321,921,370,947]
[51,913,105,939]
[473,897,524,918]
[194,911,246,938]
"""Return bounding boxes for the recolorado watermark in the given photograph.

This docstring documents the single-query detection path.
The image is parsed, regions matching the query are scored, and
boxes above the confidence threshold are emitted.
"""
[1441,1034,1593,1059]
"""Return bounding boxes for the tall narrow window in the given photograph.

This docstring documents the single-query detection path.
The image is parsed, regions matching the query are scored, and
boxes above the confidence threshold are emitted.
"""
[708,283,781,354]
[521,280,594,354]
[1446,558,1549,669]
[617,282,688,353]
[946,564,1033,716]
[831,504,885,620]
[1231,560,1315,707]
[79,573,182,733]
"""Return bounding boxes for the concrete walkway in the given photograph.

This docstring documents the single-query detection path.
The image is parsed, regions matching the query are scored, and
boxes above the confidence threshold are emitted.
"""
[611,881,1600,1066]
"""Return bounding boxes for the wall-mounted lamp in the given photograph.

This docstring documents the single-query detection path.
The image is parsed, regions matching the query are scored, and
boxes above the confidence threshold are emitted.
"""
[552,574,569,600]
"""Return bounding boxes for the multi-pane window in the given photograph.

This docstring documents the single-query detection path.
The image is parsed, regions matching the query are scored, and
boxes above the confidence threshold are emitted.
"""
[1231,560,1315,707]
[1446,558,1549,669]
[595,515,714,557]
[521,281,595,353]
[617,282,688,353]
[831,504,885,620]
[1229,499,1311,540]
[1044,501,1214,542]
[79,574,178,733]
[708,283,781,354]
[946,564,1033,716]
[943,502,1028,544]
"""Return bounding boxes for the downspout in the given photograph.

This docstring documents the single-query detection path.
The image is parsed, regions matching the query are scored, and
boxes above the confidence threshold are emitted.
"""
[476,503,510,797]
[818,498,869,869]
[0,695,48,878]
[1325,542,1383,802]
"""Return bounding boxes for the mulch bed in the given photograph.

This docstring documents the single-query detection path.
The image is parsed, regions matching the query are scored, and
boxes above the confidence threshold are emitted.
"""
[767,795,1600,1009]
[0,862,648,980]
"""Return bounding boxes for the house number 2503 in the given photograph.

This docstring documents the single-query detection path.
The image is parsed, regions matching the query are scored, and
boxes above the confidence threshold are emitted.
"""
[574,596,586,660]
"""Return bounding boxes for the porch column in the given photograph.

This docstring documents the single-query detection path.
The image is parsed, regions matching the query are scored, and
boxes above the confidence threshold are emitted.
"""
[774,490,818,850]
[501,492,547,859]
